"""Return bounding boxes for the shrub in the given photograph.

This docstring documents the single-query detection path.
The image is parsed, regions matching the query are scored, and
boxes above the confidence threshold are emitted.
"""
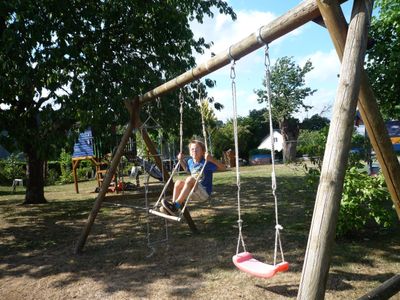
[301,126,396,237]
[77,166,93,180]
[2,154,25,183]
[297,128,328,168]
[304,158,395,238]
[45,169,60,186]
[337,167,394,237]
[59,149,74,184]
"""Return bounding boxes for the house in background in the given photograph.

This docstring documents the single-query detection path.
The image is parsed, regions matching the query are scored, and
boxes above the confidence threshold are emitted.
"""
[258,130,284,152]
[250,130,283,165]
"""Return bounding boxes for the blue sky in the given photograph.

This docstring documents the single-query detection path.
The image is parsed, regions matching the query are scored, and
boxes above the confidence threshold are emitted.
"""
[190,0,356,122]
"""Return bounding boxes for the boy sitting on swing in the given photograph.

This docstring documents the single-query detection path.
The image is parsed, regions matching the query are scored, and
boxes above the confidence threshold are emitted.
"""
[161,139,226,216]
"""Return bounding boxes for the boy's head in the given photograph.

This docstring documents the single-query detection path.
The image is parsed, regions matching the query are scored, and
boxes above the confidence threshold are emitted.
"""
[189,140,205,161]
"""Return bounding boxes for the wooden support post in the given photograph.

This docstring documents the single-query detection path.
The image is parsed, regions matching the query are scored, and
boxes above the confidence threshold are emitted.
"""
[72,159,80,193]
[358,274,400,300]
[74,121,135,254]
[316,0,400,218]
[182,208,198,233]
[297,1,372,299]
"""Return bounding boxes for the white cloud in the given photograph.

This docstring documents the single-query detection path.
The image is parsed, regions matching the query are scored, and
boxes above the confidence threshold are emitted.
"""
[191,10,277,64]
[294,88,336,121]
[190,7,340,122]
[208,88,232,121]
[300,49,341,88]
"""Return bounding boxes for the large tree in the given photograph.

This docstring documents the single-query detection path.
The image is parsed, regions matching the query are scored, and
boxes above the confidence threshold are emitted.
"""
[365,0,400,120]
[0,0,235,204]
[301,114,330,131]
[255,56,316,162]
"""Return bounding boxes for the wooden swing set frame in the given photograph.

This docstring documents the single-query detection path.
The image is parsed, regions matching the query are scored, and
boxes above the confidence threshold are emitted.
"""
[74,0,400,299]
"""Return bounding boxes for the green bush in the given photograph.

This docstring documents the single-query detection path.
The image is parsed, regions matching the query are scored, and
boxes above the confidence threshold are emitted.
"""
[77,166,93,180]
[304,159,395,238]
[59,149,74,184]
[301,126,395,237]
[1,154,25,183]
[0,161,8,184]
[45,169,60,186]
[297,128,328,168]
[337,167,394,237]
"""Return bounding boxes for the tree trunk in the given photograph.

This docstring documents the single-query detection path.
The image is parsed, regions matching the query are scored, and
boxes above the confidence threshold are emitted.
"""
[280,118,300,163]
[24,148,47,204]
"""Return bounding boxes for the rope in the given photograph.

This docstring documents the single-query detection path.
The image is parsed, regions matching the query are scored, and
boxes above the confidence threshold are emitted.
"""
[198,83,209,153]
[144,158,169,258]
[179,83,209,218]
[140,105,169,257]
[152,93,185,210]
[179,92,184,154]
[231,61,246,255]
[264,45,285,265]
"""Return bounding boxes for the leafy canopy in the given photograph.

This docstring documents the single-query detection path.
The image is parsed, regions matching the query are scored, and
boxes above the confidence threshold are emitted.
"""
[366,0,400,120]
[0,0,236,159]
[0,0,236,203]
[255,56,316,124]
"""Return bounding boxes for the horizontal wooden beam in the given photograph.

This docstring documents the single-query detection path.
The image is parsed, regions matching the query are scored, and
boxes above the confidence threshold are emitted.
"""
[358,274,400,300]
[136,0,348,105]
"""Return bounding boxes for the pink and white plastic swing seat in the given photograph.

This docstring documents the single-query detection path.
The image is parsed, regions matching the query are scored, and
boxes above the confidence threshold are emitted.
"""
[232,252,289,278]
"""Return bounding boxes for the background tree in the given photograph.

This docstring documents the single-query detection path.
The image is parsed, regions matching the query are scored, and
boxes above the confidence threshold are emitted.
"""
[212,118,252,160]
[199,98,218,154]
[242,108,267,154]
[300,114,330,131]
[255,56,316,162]
[366,0,400,120]
[0,0,235,204]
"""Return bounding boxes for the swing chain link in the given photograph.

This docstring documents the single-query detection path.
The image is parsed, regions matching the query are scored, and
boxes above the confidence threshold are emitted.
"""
[264,44,271,69]
[230,61,236,80]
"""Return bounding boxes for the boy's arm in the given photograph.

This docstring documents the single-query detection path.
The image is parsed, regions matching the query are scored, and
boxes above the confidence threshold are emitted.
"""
[205,153,226,171]
[177,152,188,172]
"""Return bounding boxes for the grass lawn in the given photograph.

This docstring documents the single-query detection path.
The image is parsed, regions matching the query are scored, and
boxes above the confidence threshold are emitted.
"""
[0,164,399,299]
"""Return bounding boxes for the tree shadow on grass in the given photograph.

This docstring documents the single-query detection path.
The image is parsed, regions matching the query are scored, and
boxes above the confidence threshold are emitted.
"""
[255,283,299,298]
[0,173,399,298]
[0,190,26,196]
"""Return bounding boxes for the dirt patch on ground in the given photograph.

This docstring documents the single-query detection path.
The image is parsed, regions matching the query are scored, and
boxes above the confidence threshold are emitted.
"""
[1,166,399,299]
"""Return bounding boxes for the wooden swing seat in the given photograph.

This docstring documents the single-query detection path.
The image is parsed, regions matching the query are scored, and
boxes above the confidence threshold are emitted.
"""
[148,209,182,222]
[232,252,289,278]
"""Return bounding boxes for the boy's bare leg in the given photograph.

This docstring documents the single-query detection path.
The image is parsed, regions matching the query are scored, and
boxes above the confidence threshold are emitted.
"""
[173,180,184,202]
[175,176,196,205]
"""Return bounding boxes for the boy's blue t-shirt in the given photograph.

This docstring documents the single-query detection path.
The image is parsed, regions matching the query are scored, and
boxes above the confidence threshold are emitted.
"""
[187,158,217,195]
